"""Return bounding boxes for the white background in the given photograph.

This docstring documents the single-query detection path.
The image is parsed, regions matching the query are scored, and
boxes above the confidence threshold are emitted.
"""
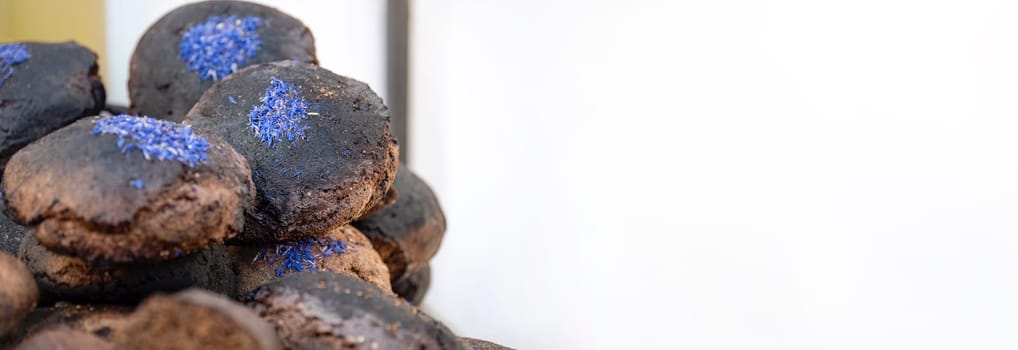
[411,0,1018,349]
[105,1,1018,349]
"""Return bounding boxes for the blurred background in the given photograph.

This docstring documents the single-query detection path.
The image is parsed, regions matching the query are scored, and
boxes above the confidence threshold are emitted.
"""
[5,0,1018,349]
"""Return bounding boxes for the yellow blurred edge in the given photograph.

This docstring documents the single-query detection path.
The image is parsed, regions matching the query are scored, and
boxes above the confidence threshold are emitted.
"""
[0,0,108,91]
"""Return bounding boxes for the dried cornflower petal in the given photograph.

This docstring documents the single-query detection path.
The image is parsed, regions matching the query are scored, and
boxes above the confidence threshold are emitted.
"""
[0,43,30,88]
[92,114,210,167]
[248,77,311,147]
[254,237,349,277]
[178,15,262,81]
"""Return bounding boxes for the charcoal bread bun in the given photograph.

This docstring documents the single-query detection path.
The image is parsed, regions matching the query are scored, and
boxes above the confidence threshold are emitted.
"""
[3,115,254,262]
[0,42,105,172]
[185,61,398,243]
[129,0,316,122]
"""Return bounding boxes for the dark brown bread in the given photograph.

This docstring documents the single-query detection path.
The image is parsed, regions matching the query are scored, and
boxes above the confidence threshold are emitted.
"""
[245,272,465,350]
[20,235,236,302]
[0,41,105,173]
[1,303,131,348]
[129,0,316,122]
[360,186,398,218]
[185,61,398,243]
[392,263,431,306]
[3,117,254,262]
[353,167,446,282]
[116,289,282,350]
[231,224,391,297]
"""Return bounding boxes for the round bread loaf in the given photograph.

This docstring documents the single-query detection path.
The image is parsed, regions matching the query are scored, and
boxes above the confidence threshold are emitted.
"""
[185,61,398,243]
[129,0,316,122]
[0,42,105,172]
[3,115,254,262]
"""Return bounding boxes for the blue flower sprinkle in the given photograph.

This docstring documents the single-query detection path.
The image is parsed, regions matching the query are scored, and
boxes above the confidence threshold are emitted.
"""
[253,237,348,277]
[248,78,311,147]
[0,43,30,88]
[130,179,144,189]
[92,115,210,167]
[179,15,262,81]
